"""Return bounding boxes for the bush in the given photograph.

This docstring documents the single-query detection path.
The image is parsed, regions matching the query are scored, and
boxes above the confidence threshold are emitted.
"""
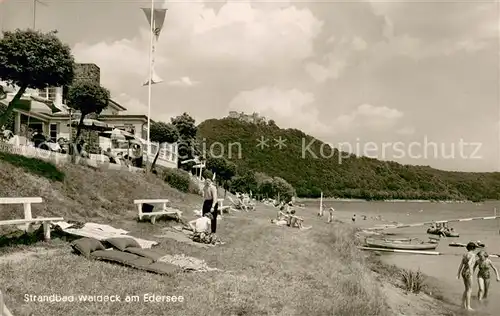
[271,176,296,201]
[163,168,199,194]
[0,151,64,181]
[231,172,258,194]
[400,269,425,294]
[202,169,213,181]
[255,173,296,202]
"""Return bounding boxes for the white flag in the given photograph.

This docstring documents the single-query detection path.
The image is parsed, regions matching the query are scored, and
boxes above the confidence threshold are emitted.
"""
[141,7,167,87]
[142,69,164,86]
[142,8,167,39]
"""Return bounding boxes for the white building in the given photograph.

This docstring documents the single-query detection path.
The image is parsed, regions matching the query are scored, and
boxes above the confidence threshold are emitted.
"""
[0,64,178,169]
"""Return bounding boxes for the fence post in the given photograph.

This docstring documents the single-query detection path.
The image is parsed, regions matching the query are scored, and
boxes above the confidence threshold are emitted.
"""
[319,192,323,216]
[495,208,499,235]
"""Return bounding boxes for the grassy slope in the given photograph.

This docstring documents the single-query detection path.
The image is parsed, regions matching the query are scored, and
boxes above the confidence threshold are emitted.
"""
[0,158,461,316]
[197,118,500,201]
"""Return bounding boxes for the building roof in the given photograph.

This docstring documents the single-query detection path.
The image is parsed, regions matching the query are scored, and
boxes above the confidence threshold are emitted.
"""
[98,114,151,123]
[109,99,127,111]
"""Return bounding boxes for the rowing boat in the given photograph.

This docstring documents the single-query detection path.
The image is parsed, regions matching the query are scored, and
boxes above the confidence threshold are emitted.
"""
[427,228,459,237]
[365,238,438,250]
[449,241,485,248]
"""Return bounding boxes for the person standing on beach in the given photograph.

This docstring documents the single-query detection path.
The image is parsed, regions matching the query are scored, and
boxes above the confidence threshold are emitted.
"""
[328,208,335,223]
[351,214,356,222]
[474,251,500,301]
[457,242,478,311]
[202,179,218,233]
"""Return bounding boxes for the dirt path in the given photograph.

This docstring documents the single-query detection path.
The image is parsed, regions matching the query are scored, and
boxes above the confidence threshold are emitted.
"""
[382,282,454,316]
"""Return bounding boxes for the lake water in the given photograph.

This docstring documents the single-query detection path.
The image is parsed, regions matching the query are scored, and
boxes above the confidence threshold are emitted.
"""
[304,200,500,315]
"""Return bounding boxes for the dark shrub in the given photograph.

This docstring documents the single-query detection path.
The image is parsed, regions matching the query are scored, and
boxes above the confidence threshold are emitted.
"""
[163,168,200,194]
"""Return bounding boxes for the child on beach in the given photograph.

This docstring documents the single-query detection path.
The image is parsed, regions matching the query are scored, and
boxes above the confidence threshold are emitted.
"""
[457,242,478,311]
[474,251,500,301]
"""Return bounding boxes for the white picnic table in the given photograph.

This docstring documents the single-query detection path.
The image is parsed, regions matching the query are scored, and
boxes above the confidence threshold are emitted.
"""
[0,197,63,241]
[134,199,182,224]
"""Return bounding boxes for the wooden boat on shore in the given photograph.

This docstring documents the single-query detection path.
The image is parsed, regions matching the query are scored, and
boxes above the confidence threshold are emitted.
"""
[427,228,459,237]
[449,241,485,248]
[365,238,438,250]
[428,237,440,244]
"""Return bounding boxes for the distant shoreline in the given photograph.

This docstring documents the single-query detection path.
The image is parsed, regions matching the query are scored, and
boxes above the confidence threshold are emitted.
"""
[295,198,484,203]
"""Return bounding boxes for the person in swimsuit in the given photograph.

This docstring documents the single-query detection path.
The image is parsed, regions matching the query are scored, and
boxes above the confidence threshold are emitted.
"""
[474,251,500,301]
[457,242,478,311]
[328,207,335,223]
[202,179,218,233]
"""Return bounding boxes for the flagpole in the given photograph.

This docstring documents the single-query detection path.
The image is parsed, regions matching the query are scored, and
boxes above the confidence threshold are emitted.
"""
[33,0,36,29]
[147,0,154,158]
[0,0,5,33]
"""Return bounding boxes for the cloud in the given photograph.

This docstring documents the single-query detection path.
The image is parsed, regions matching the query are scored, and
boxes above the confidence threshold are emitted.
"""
[332,104,404,134]
[228,86,327,135]
[185,2,323,65]
[396,126,416,136]
[304,62,337,84]
[304,35,368,83]
[114,93,148,115]
[72,1,323,76]
[114,93,178,123]
[26,0,496,171]
[72,38,168,82]
[351,36,368,51]
[167,77,199,87]
[71,1,324,120]
[368,0,495,60]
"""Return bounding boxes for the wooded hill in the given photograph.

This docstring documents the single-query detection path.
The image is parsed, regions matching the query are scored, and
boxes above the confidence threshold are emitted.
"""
[197,118,500,201]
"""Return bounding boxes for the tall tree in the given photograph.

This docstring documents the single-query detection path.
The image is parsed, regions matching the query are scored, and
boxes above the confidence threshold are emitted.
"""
[206,156,227,183]
[150,121,179,171]
[171,112,198,168]
[66,81,110,140]
[0,29,75,128]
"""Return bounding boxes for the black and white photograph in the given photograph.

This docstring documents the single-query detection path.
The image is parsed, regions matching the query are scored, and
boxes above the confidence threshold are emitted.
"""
[0,0,500,315]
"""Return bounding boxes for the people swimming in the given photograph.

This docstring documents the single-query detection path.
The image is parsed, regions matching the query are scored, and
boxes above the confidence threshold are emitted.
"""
[474,250,500,301]
[457,242,478,311]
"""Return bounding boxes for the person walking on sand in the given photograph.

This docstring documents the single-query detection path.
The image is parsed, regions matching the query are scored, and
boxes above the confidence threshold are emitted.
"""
[474,250,500,301]
[351,214,356,222]
[457,242,478,311]
[202,179,218,233]
[328,207,335,223]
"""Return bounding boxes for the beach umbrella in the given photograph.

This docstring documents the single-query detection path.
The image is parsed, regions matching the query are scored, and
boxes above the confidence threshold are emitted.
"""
[130,137,145,145]
[99,129,142,142]
[0,90,67,114]
[67,119,113,131]
[99,128,129,140]
[99,128,143,159]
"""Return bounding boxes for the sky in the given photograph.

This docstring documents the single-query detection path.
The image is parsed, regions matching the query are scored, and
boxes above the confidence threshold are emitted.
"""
[1,0,499,172]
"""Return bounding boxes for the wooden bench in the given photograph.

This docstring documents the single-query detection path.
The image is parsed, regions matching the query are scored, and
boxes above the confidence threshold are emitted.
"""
[218,198,230,214]
[134,199,182,224]
[0,197,63,241]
